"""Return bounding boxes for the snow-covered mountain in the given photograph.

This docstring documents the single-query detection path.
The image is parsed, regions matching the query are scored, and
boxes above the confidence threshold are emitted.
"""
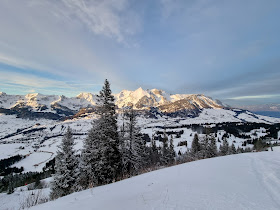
[0,92,97,112]
[115,87,223,109]
[1,88,280,176]
[0,88,224,119]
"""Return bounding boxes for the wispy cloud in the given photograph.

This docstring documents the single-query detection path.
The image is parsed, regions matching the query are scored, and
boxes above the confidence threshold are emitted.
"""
[30,0,140,43]
[229,94,280,100]
[0,0,139,89]
[0,71,103,96]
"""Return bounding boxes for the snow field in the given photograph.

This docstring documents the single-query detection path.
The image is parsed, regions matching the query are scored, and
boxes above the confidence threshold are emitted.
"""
[31,147,280,210]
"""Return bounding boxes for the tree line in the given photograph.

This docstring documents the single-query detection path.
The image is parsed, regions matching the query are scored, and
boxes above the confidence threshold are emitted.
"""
[50,80,176,200]
[19,79,266,200]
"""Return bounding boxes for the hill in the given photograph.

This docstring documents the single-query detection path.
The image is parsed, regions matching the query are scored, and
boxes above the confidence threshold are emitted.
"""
[31,147,280,210]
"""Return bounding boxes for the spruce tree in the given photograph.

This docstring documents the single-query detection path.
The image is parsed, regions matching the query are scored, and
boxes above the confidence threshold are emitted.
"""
[200,135,209,159]
[123,106,147,175]
[219,139,229,156]
[81,79,121,186]
[230,143,237,154]
[79,123,101,188]
[254,138,264,151]
[168,135,176,164]
[191,133,201,158]
[208,135,218,158]
[160,132,169,165]
[50,127,78,199]
[149,139,160,167]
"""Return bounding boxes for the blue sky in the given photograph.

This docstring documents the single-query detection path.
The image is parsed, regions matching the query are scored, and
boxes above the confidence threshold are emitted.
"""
[0,0,280,106]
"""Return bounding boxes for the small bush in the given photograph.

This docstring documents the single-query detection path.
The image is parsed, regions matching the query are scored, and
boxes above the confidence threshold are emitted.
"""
[20,190,49,209]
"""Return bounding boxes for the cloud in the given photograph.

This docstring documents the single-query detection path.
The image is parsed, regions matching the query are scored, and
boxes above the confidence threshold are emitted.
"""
[30,0,140,43]
[0,0,139,89]
[0,0,279,106]
[229,94,280,100]
[0,70,103,96]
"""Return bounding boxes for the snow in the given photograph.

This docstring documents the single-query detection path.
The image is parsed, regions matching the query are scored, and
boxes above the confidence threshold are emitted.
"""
[30,147,280,210]
[12,151,54,172]
[0,143,25,159]
[1,107,279,172]
[180,109,241,124]
[0,177,52,210]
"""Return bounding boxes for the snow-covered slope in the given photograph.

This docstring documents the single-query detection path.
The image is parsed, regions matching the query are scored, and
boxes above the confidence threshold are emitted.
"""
[31,147,280,210]
[0,106,279,173]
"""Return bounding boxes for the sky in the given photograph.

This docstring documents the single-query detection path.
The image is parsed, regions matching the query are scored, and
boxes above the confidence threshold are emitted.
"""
[0,0,280,106]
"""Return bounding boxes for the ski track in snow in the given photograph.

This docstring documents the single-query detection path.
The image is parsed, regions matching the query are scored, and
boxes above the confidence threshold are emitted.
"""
[249,152,280,208]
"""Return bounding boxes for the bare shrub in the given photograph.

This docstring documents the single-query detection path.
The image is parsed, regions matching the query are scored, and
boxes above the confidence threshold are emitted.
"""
[27,183,35,191]
[19,190,49,209]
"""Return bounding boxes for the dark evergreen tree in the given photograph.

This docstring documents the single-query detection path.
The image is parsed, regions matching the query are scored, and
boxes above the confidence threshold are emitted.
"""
[254,138,265,151]
[81,79,121,186]
[168,135,176,163]
[200,135,209,159]
[219,139,229,156]
[208,135,218,158]
[50,127,78,199]
[191,133,201,158]
[79,123,101,188]
[149,139,160,167]
[230,143,237,154]
[123,106,147,175]
[7,182,14,194]
[160,132,170,165]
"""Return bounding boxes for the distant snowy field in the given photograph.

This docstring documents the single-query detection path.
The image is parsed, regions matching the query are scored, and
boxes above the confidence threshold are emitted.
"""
[27,147,280,210]
[1,108,279,172]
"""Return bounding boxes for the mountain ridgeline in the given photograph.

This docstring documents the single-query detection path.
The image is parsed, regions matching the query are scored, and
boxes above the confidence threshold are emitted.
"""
[0,88,224,119]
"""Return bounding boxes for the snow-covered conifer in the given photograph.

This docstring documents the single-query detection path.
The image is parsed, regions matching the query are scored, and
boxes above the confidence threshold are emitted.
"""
[219,139,229,156]
[168,135,176,163]
[122,106,147,175]
[81,79,121,185]
[50,127,78,199]
[79,123,101,188]
[160,132,170,165]
[191,133,201,158]
[208,135,218,158]
[230,143,237,154]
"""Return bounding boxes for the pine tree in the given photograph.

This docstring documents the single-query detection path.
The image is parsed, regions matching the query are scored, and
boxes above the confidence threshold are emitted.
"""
[79,124,101,188]
[200,135,209,159]
[160,132,170,165]
[149,139,160,167]
[168,135,176,163]
[7,182,14,194]
[208,135,218,158]
[50,127,78,199]
[219,139,229,156]
[123,106,147,175]
[230,143,237,154]
[254,138,264,151]
[191,133,201,158]
[81,79,121,186]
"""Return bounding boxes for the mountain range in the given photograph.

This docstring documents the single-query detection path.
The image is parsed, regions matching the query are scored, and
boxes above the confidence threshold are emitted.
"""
[0,88,225,119]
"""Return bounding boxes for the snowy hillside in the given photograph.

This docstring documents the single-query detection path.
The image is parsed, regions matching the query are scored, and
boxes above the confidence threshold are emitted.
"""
[0,108,280,173]
[30,147,280,210]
